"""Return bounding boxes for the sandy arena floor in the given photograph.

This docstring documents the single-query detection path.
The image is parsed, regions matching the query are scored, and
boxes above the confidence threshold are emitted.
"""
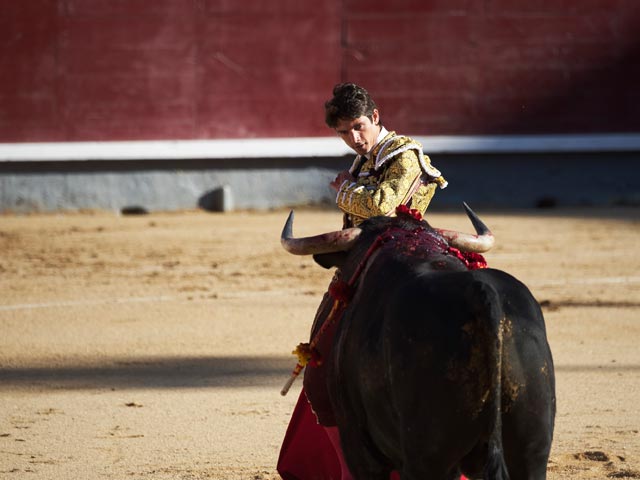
[0,206,638,479]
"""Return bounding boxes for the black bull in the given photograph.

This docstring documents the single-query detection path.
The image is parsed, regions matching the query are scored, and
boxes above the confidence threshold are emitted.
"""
[281,206,556,480]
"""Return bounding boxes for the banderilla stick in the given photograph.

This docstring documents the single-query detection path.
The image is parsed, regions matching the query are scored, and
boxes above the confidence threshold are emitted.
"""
[280,363,304,396]
[280,294,347,396]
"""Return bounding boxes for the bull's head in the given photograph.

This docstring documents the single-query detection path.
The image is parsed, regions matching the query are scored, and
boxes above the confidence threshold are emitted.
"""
[281,203,494,270]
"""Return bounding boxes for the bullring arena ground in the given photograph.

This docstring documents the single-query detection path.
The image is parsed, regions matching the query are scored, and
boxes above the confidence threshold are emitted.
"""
[0,206,638,479]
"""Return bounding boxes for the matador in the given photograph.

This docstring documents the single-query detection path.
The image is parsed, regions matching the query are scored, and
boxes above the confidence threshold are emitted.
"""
[279,83,449,480]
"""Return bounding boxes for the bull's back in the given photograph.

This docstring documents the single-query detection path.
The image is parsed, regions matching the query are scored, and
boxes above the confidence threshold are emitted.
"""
[332,266,554,477]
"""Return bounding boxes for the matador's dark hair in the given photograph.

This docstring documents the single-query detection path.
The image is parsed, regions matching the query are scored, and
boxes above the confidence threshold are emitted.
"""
[324,83,380,128]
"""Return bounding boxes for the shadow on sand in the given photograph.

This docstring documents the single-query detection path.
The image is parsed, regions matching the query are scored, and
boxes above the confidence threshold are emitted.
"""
[1,355,638,391]
[0,355,297,391]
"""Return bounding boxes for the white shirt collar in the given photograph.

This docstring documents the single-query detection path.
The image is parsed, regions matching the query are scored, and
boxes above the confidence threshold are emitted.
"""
[363,126,389,160]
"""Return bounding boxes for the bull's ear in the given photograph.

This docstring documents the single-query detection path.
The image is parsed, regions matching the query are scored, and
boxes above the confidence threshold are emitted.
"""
[312,252,348,269]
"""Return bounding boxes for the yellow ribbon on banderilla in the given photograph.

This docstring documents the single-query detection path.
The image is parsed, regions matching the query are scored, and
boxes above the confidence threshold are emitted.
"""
[280,292,348,396]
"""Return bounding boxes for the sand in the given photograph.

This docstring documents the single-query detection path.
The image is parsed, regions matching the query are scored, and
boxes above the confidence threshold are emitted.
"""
[0,207,638,479]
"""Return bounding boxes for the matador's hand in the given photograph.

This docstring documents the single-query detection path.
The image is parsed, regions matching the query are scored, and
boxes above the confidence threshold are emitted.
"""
[330,170,353,192]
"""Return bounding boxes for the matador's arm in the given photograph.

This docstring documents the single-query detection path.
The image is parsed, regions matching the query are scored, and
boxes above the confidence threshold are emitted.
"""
[336,149,423,219]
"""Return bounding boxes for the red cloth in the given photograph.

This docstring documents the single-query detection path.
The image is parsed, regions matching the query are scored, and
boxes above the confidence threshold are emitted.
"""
[277,389,467,480]
[277,389,340,480]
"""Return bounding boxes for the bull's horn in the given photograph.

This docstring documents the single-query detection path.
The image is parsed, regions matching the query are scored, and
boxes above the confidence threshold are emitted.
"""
[280,211,362,255]
[435,202,495,253]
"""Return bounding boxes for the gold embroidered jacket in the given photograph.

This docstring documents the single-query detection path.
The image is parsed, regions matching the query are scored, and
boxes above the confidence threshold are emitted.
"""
[336,131,447,226]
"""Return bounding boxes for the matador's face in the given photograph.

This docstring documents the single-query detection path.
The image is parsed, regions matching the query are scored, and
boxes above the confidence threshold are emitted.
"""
[334,109,381,156]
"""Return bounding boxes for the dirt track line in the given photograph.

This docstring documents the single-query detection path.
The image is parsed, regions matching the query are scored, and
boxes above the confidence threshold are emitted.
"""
[0,295,176,312]
[532,275,640,287]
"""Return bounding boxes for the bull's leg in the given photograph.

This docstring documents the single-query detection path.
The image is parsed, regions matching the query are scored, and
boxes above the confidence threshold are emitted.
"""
[399,463,460,480]
[502,410,554,480]
[500,316,555,478]
[500,355,555,480]
[336,422,393,480]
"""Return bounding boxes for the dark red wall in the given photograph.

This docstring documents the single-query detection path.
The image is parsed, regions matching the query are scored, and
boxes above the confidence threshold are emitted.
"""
[1,0,638,142]
[347,0,640,135]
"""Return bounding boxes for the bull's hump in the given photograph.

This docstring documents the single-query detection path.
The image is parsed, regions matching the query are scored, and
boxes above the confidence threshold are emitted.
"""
[378,227,448,258]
